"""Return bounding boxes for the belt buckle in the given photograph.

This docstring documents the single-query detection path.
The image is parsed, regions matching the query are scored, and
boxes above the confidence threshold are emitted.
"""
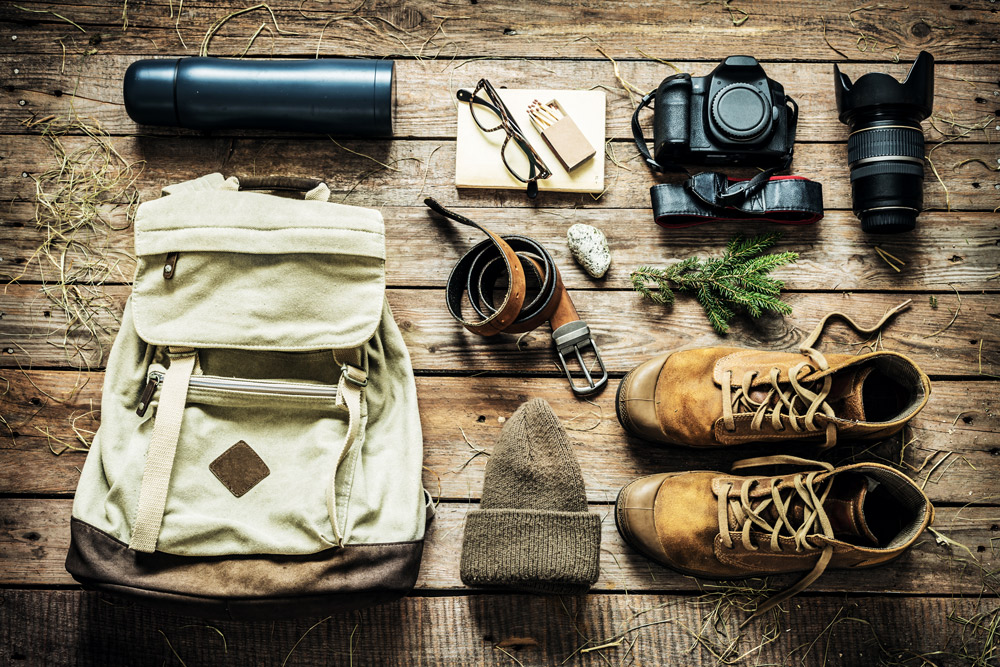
[551,321,608,396]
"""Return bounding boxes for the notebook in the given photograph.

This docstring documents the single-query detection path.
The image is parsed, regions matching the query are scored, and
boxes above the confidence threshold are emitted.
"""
[455,88,606,194]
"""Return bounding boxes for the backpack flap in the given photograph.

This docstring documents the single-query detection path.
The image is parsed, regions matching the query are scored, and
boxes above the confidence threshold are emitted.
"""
[132,189,385,351]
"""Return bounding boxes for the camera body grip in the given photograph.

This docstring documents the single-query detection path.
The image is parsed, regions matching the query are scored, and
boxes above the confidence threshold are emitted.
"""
[653,74,692,154]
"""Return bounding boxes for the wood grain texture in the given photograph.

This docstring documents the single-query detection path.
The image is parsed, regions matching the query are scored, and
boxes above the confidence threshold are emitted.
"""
[1,0,997,61]
[2,373,997,503]
[1,590,997,667]
[3,55,998,142]
[4,204,999,290]
[3,135,999,211]
[2,2,998,663]
[1,498,997,595]
[2,285,998,375]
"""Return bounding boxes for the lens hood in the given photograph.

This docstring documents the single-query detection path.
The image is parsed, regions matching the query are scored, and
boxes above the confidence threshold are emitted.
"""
[834,51,934,124]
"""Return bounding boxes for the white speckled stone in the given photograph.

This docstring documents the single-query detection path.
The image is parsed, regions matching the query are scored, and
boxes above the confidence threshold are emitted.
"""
[566,223,611,279]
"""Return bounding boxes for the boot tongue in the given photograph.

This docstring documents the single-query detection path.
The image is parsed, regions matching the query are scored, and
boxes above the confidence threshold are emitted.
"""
[746,365,873,421]
[822,473,879,545]
[826,365,873,422]
[776,473,879,546]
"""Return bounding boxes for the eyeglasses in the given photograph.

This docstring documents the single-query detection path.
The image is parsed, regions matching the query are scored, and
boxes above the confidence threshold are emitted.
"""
[457,79,552,198]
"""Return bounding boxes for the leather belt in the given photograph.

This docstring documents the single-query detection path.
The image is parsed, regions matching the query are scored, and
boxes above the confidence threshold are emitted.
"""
[651,172,824,229]
[424,198,608,396]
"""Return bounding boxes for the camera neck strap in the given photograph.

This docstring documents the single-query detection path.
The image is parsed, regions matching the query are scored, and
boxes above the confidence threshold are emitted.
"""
[650,172,824,228]
[631,88,815,226]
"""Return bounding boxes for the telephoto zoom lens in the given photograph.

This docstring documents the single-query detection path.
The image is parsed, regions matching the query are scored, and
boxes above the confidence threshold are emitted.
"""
[834,52,934,234]
[846,122,925,233]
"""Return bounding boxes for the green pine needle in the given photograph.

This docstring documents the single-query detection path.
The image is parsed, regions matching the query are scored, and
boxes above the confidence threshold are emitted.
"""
[629,233,798,334]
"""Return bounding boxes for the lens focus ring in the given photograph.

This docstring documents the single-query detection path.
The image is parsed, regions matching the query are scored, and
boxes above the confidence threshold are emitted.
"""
[849,160,924,182]
[847,126,924,165]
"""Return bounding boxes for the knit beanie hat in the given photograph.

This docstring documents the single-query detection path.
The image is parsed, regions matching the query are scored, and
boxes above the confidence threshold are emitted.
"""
[460,398,601,594]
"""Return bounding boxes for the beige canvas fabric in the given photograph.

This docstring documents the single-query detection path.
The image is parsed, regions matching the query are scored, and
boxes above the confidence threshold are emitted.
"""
[71,174,426,559]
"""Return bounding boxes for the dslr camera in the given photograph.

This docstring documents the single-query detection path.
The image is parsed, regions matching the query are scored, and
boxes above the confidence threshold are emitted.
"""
[637,56,797,170]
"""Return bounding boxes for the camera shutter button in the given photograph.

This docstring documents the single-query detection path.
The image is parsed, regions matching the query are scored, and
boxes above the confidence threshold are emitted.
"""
[711,83,771,141]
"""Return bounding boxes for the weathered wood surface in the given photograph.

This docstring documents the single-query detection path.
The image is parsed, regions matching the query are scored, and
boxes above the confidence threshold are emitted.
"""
[2,0,997,61]
[2,1,998,664]
[2,285,998,375]
[2,373,997,503]
[4,135,999,211]
[3,55,998,142]
[2,498,997,594]
[2,590,997,667]
[4,204,1000,290]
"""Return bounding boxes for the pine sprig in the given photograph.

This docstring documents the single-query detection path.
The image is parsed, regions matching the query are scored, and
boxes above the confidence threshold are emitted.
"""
[629,233,798,334]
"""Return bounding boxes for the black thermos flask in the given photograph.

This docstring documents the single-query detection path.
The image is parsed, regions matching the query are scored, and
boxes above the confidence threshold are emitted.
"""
[123,57,395,136]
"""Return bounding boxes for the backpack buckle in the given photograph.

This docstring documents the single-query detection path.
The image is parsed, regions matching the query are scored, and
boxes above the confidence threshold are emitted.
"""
[340,364,368,388]
[551,321,608,396]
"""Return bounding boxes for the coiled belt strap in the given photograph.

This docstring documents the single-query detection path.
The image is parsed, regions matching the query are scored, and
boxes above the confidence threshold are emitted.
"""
[651,172,824,228]
[424,198,607,396]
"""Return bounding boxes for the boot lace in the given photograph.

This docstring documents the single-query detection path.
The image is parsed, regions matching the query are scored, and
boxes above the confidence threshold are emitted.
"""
[716,455,837,625]
[721,347,838,447]
[720,300,912,450]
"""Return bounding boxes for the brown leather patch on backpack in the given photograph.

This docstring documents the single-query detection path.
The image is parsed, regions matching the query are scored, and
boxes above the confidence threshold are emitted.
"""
[209,441,270,498]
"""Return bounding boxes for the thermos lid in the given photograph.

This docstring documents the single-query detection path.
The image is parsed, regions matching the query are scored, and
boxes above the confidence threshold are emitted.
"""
[372,60,395,136]
[123,59,180,126]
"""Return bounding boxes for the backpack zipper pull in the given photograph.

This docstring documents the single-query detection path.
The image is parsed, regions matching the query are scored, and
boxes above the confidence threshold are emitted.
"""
[163,252,179,279]
[136,373,163,416]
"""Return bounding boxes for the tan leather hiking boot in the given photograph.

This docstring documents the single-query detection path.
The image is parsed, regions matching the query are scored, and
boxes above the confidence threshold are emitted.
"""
[615,456,934,621]
[616,302,930,449]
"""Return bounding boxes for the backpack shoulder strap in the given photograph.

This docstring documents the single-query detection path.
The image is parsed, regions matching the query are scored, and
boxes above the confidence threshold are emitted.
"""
[129,347,198,553]
[327,346,369,545]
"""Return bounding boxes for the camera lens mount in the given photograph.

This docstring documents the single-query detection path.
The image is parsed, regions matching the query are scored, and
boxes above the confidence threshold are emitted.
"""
[711,83,771,142]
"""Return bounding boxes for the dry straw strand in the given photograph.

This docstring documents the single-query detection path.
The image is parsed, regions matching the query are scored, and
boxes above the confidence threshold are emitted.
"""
[722,0,749,26]
[157,630,188,667]
[821,16,849,58]
[923,285,961,338]
[281,616,332,667]
[10,116,144,368]
[200,3,297,57]
[13,4,86,32]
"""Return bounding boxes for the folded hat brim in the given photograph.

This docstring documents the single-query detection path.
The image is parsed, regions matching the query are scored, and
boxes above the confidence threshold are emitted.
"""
[459,508,602,595]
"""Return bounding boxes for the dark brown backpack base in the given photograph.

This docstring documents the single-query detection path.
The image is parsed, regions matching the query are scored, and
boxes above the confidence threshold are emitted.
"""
[66,518,423,621]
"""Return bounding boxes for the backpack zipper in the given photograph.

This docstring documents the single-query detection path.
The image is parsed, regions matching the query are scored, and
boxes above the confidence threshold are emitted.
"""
[136,371,339,416]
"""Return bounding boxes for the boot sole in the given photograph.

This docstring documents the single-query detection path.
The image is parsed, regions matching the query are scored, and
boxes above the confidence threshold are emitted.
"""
[614,369,636,436]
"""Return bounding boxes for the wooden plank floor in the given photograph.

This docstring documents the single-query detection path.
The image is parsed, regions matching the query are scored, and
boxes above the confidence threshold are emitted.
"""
[1,1,998,665]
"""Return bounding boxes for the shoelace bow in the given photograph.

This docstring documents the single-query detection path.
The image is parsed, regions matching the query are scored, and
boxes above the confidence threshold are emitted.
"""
[716,455,838,625]
[720,300,913,450]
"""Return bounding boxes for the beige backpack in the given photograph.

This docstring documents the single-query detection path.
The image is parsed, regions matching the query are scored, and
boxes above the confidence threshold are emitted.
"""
[66,174,427,619]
